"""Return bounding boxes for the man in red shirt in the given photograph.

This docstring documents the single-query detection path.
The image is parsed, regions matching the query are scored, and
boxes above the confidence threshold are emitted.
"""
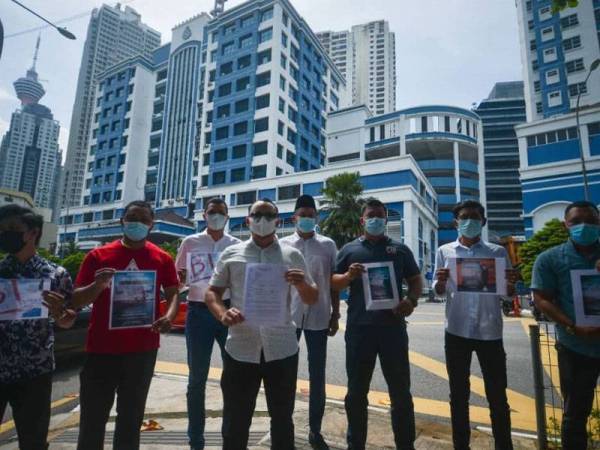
[71,201,179,450]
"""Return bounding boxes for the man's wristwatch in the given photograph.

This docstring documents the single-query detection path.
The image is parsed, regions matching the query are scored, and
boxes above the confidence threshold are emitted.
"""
[406,294,419,307]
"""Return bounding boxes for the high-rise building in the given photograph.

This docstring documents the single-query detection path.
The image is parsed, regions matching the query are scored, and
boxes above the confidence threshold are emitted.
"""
[475,82,526,240]
[0,37,62,217]
[516,0,600,121]
[515,0,600,237]
[62,4,160,207]
[317,20,396,115]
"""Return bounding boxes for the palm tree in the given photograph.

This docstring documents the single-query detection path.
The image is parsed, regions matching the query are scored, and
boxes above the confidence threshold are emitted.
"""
[319,172,365,249]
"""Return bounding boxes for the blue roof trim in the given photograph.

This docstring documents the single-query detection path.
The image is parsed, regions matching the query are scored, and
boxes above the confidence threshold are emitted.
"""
[365,105,480,125]
[406,131,477,145]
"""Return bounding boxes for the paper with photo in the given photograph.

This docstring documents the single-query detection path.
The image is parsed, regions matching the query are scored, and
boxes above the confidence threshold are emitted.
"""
[109,271,157,330]
[187,252,220,285]
[0,279,49,321]
[448,257,507,296]
[243,263,289,326]
[362,262,400,311]
[571,270,600,327]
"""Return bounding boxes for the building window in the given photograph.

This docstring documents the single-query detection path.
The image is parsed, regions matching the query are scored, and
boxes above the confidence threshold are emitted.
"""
[222,41,235,56]
[220,62,233,76]
[444,116,450,132]
[217,104,231,118]
[286,150,296,166]
[216,126,229,140]
[563,35,581,51]
[279,97,285,113]
[214,148,228,162]
[568,82,587,97]
[370,127,375,142]
[232,144,247,158]
[278,184,301,200]
[257,49,272,65]
[278,120,285,136]
[534,80,541,92]
[560,14,578,30]
[281,32,288,48]
[237,190,256,204]
[255,117,269,133]
[256,71,271,87]
[218,83,232,97]
[231,167,246,182]
[277,144,283,159]
[253,141,268,155]
[236,76,251,91]
[251,165,267,179]
[235,98,249,113]
[538,5,552,21]
[260,7,273,22]
[238,54,252,69]
[536,102,543,114]
[566,58,584,74]
[421,116,428,132]
[258,27,273,43]
[545,68,560,85]
[548,90,563,107]
[281,54,287,69]
[239,34,253,49]
[542,47,557,63]
[541,26,555,42]
[233,121,248,136]
[213,171,226,185]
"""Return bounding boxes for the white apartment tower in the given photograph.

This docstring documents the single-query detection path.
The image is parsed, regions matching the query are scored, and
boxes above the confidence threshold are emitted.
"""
[317,20,396,115]
[62,4,160,207]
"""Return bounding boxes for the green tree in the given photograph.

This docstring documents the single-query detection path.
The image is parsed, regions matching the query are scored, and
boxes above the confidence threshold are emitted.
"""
[38,248,61,264]
[61,252,86,281]
[551,0,578,13]
[319,172,365,249]
[518,219,569,285]
[160,240,180,259]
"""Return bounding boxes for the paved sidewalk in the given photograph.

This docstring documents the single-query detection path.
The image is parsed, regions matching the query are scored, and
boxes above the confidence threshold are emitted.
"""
[4,370,538,449]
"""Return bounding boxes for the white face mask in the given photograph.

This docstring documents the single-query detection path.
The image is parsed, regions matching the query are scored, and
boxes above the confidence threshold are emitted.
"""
[206,213,227,231]
[249,217,277,237]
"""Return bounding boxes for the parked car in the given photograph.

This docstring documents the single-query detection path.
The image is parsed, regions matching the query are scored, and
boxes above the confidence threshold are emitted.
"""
[54,305,91,360]
[159,287,189,331]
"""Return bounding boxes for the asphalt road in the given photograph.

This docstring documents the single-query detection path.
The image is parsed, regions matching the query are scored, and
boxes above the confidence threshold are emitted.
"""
[0,301,540,445]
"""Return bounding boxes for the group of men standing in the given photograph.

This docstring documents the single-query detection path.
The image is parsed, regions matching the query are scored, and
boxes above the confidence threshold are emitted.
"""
[0,195,599,450]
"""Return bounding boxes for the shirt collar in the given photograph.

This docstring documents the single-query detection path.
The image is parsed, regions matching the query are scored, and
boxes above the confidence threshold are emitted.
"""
[452,238,485,250]
[566,239,600,259]
[247,236,280,251]
[359,235,391,246]
[199,229,231,243]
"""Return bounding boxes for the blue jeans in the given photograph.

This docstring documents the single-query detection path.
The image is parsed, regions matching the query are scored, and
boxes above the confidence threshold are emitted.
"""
[186,302,228,449]
[345,325,415,450]
[296,328,328,434]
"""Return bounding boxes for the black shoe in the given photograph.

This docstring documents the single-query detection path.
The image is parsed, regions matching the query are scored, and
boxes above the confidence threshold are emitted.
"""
[308,432,330,450]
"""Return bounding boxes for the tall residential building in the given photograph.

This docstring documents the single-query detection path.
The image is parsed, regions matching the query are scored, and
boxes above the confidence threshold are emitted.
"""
[317,20,396,115]
[0,37,62,217]
[516,0,600,122]
[475,82,526,241]
[515,0,600,238]
[62,4,160,207]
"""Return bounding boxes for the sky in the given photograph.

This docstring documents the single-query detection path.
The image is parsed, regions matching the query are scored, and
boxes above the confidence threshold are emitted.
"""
[0,0,523,157]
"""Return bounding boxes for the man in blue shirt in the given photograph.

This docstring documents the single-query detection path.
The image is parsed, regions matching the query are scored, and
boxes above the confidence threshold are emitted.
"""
[433,200,518,450]
[0,204,76,450]
[332,198,423,450]
[531,200,600,450]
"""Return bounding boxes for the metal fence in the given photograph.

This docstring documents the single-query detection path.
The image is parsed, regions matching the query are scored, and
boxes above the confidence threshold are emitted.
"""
[529,321,600,449]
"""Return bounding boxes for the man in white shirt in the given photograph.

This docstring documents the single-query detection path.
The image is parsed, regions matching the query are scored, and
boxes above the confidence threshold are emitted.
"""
[280,194,339,450]
[175,198,240,450]
[433,200,519,450]
[205,199,318,450]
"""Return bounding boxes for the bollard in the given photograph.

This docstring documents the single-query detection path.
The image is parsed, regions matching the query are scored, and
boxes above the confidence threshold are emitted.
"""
[529,324,548,450]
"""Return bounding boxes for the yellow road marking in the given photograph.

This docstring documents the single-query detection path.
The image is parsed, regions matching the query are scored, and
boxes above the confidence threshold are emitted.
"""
[0,394,78,434]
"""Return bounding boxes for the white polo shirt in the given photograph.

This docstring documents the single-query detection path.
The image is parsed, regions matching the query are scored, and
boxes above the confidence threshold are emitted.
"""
[209,238,313,363]
[280,232,337,330]
[175,230,240,302]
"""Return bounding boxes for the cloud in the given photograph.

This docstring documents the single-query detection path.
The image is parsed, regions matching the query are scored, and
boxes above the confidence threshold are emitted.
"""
[0,87,13,103]
[0,117,9,137]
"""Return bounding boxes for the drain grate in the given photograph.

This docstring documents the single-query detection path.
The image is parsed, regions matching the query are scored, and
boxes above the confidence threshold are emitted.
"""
[51,430,266,445]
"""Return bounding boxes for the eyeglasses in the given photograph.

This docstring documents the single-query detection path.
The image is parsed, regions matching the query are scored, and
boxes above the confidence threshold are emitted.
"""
[250,213,277,221]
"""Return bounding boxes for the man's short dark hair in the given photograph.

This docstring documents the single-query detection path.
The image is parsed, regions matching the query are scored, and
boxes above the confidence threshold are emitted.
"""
[205,197,228,213]
[248,198,279,214]
[123,200,154,218]
[0,204,44,244]
[565,201,599,217]
[453,200,485,219]
[361,197,387,215]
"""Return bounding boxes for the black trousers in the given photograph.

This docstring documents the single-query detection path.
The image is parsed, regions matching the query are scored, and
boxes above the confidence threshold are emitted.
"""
[557,344,600,450]
[444,332,513,450]
[0,372,52,450]
[77,350,157,450]
[221,351,298,450]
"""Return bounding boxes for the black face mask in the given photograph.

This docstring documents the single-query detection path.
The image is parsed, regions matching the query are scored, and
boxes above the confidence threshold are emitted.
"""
[0,231,27,254]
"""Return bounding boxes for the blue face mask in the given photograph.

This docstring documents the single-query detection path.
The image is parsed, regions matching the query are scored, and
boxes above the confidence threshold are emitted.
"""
[365,217,386,236]
[569,223,600,246]
[457,219,482,239]
[296,217,316,233]
[123,221,150,242]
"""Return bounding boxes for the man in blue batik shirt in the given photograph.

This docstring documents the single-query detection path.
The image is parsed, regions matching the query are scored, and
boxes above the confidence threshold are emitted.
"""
[0,205,76,450]
[532,201,600,450]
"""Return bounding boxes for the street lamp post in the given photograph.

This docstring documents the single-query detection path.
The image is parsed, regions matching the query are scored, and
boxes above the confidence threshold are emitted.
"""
[575,58,600,201]
[10,0,76,40]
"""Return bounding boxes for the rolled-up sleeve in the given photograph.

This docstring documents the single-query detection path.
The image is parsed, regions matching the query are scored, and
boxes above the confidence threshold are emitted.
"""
[431,247,445,292]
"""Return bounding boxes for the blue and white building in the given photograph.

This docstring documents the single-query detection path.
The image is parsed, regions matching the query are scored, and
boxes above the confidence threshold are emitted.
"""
[515,0,600,237]
[324,104,485,245]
